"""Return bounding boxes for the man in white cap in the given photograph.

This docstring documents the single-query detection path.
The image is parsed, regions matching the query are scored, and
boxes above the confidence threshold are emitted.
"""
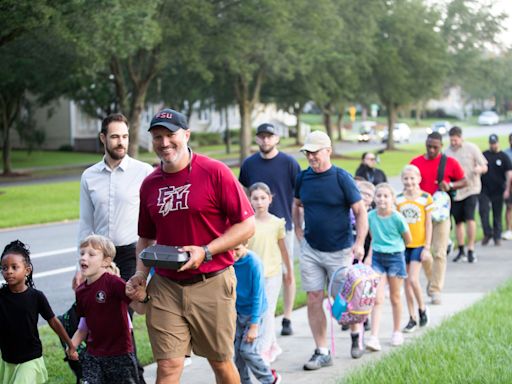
[293,131,368,368]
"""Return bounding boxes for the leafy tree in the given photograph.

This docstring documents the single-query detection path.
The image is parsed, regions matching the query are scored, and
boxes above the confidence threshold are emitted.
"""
[371,0,448,149]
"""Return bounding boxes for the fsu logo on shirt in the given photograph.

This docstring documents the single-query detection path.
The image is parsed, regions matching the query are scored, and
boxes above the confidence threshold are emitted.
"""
[96,290,106,303]
[157,185,190,216]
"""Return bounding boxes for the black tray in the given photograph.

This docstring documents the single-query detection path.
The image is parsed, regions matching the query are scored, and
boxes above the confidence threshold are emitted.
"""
[139,245,190,269]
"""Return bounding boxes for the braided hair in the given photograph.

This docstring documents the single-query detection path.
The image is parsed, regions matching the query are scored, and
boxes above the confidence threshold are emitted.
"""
[1,240,35,288]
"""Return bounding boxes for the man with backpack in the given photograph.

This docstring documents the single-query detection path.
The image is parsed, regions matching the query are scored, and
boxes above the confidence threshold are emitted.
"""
[292,130,368,368]
[410,132,467,305]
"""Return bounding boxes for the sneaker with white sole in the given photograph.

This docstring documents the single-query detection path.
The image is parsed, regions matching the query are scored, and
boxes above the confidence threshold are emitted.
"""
[303,349,332,370]
[403,317,417,333]
[366,335,381,351]
[419,307,429,327]
[271,369,282,384]
[502,230,512,240]
[391,331,404,346]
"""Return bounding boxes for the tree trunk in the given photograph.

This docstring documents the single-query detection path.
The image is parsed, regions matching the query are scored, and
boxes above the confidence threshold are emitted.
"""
[0,92,21,175]
[238,98,252,165]
[224,107,231,154]
[386,102,396,150]
[336,103,345,141]
[294,105,302,146]
[322,102,333,140]
[128,82,150,158]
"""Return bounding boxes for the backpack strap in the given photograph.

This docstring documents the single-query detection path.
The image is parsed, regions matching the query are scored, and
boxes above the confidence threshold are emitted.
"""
[437,154,447,190]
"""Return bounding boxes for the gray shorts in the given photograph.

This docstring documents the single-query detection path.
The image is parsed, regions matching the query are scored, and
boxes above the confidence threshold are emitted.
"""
[283,230,295,274]
[299,239,352,292]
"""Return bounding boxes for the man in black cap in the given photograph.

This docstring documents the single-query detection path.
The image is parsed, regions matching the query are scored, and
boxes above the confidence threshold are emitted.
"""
[127,108,255,383]
[479,134,512,246]
[239,123,301,337]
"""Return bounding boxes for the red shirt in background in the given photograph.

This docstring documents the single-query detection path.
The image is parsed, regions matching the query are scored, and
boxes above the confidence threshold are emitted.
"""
[410,154,465,195]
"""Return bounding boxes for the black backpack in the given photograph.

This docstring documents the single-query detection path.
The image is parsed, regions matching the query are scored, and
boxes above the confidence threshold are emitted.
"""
[57,302,87,384]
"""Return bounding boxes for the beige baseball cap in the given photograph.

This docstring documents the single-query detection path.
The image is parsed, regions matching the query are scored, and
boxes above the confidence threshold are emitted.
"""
[300,131,332,152]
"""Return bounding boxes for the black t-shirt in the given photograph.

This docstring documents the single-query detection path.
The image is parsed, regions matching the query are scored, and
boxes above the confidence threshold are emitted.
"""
[0,286,54,364]
[355,164,387,185]
[481,150,512,195]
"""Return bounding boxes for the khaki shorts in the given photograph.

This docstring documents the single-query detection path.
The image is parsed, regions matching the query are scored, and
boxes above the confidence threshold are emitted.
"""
[146,267,236,361]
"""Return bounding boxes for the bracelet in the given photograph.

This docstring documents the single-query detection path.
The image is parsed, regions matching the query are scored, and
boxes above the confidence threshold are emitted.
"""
[139,294,151,304]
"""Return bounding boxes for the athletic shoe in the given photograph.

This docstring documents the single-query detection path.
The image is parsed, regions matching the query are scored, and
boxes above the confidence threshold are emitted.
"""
[350,333,365,359]
[403,317,417,333]
[364,318,371,331]
[303,349,333,370]
[391,331,404,347]
[281,318,293,336]
[184,356,192,367]
[419,307,429,327]
[271,369,282,384]
[431,293,442,305]
[467,250,477,263]
[341,323,349,331]
[452,250,466,262]
[269,343,282,363]
[494,238,502,246]
[446,240,453,256]
[366,336,381,352]
[502,230,512,240]
[482,235,492,246]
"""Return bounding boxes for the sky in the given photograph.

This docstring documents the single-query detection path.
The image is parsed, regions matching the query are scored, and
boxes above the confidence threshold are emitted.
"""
[494,0,512,47]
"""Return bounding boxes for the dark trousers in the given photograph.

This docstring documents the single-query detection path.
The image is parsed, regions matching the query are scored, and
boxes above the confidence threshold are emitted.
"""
[115,244,146,384]
[478,192,503,240]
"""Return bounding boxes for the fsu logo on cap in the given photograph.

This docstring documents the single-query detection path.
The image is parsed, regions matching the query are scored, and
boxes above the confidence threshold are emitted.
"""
[156,112,173,120]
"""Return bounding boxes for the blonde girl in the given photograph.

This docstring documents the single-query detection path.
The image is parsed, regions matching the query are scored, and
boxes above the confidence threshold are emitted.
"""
[396,165,433,332]
[248,182,293,364]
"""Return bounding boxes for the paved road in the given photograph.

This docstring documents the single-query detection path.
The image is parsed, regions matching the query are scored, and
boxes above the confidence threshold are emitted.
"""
[0,221,79,321]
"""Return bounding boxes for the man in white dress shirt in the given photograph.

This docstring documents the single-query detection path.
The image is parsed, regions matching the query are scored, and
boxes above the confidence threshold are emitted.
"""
[76,112,153,383]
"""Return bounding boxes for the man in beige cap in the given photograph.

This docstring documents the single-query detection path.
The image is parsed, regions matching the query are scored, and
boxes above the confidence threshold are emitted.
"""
[293,131,368,368]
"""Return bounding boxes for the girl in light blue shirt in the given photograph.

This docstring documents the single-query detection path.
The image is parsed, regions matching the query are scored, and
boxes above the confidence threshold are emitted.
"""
[366,183,411,352]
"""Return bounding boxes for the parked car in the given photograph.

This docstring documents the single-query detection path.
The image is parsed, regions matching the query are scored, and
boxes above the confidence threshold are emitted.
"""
[379,123,411,143]
[478,111,499,126]
[355,121,378,142]
[427,121,452,135]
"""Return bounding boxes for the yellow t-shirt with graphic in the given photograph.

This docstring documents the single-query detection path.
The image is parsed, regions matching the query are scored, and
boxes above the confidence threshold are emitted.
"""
[396,191,434,248]
[248,215,286,278]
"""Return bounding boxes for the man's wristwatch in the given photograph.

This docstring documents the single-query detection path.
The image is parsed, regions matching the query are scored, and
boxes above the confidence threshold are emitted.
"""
[448,181,454,190]
[139,294,151,304]
[202,245,213,263]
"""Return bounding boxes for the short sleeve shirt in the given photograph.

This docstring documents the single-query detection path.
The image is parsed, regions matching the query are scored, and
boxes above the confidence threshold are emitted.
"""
[295,166,361,252]
[481,150,512,195]
[410,154,465,195]
[368,210,409,253]
[138,154,254,280]
[248,215,286,277]
[396,192,433,248]
[445,142,487,201]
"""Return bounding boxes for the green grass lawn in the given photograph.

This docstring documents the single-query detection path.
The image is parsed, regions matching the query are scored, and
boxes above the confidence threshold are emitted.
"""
[341,278,512,384]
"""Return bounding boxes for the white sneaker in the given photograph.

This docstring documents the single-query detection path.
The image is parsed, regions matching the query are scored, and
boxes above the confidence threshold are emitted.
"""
[184,356,192,367]
[502,230,512,240]
[391,331,404,347]
[366,335,381,351]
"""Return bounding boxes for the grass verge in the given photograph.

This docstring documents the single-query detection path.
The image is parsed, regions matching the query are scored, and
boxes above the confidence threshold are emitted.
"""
[341,279,512,384]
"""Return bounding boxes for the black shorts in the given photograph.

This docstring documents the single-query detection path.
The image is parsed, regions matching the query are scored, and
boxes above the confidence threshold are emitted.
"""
[451,195,478,223]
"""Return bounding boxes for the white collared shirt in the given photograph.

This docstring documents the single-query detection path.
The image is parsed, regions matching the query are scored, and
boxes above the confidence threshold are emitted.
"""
[78,155,154,247]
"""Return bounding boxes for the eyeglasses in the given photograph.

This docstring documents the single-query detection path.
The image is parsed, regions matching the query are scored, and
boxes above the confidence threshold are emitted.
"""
[302,149,325,157]
[365,157,376,161]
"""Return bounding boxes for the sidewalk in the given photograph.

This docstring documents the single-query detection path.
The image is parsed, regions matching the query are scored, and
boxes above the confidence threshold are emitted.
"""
[142,242,512,383]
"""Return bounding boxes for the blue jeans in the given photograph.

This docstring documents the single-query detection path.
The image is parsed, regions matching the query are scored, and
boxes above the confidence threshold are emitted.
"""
[234,314,274,384]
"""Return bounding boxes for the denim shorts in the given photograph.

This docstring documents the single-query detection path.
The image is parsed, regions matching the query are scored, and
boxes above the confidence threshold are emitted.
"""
[372,250,407,278]
[405,247,423,264]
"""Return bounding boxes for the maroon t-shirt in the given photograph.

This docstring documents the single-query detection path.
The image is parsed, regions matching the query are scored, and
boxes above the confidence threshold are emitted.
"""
[76,273,132,356]
[138,153,254,280]
[410,154,465,195]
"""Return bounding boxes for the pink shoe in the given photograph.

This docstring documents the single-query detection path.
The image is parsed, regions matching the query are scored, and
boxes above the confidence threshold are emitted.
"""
[269,343,283,363]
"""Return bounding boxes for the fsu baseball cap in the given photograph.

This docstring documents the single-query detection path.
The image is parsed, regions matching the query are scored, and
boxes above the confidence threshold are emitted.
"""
[489,134,499,144]
[149,108,188,132]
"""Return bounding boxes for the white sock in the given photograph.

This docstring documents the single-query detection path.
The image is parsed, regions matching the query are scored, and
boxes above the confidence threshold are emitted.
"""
[318,347,329,355]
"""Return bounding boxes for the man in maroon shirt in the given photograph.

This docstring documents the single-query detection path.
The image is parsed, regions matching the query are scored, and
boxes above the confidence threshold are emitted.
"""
[127,108,255,384]
[410,132,466,305]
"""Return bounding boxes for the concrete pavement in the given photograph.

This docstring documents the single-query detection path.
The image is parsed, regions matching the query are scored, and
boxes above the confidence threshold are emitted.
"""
[141,240,512,383]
